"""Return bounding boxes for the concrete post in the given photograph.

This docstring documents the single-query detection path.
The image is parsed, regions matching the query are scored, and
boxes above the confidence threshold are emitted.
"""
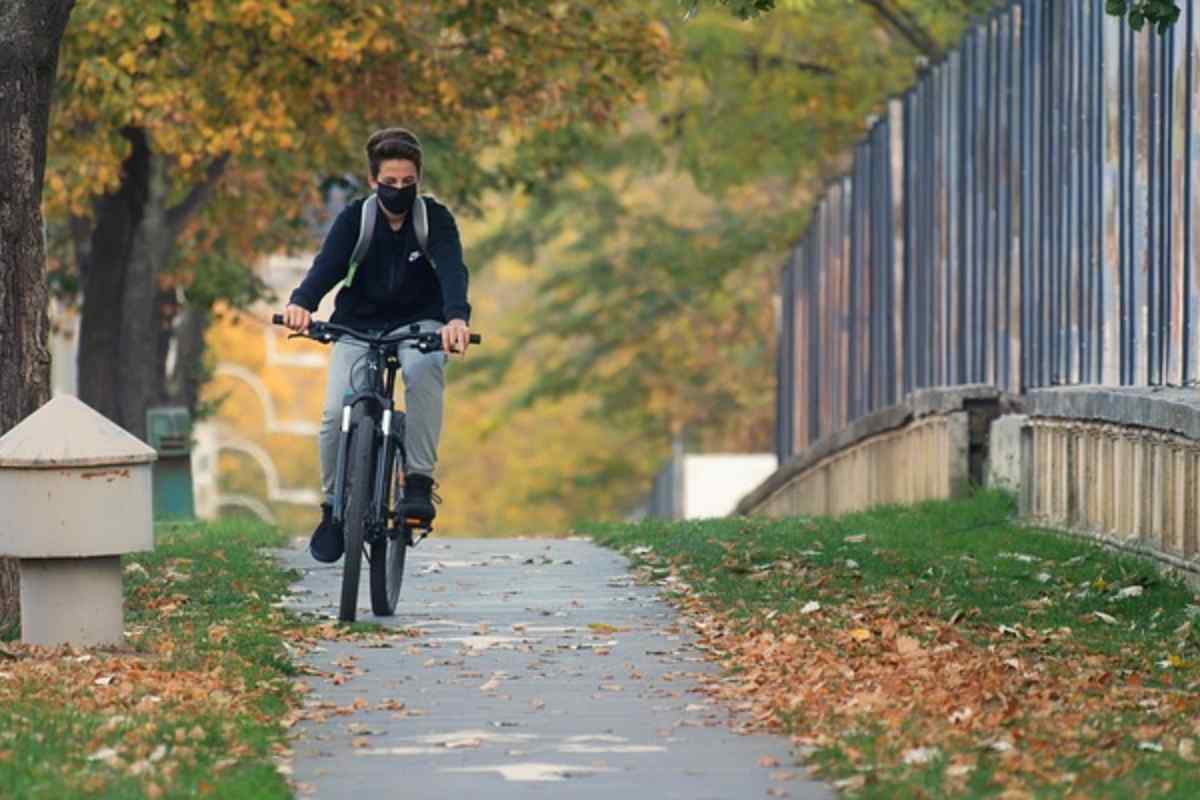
[0,396,156,647]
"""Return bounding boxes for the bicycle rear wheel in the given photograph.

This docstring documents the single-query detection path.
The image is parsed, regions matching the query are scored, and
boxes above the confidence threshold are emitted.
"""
[370,422,407,616]
[339,406,376,623]
[369,532,406,616]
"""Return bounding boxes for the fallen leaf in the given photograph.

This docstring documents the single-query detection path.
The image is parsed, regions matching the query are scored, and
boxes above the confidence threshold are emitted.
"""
[87,747,120,766]
[903,746,938,765]
[849,628,872,642]
[444,737,483,749]
[758,756,781,768]
[800,602,821,615]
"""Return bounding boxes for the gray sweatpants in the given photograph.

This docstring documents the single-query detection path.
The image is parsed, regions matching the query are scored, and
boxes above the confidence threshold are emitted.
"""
[320,319,446,504]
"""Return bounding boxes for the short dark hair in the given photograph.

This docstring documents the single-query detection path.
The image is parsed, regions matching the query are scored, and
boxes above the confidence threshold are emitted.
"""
[366,128,423,178]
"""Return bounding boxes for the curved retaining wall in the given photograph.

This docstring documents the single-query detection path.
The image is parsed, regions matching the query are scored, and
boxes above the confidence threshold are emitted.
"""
[741,384,1200,580]
[1021,387,1200,575]
[737,386,1011,519]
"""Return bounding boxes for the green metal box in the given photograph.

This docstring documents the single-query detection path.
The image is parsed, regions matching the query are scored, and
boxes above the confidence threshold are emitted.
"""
[146,407,195,519]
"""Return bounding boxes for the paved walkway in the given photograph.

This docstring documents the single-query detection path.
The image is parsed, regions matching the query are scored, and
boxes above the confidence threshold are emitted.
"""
[278,537,831,799]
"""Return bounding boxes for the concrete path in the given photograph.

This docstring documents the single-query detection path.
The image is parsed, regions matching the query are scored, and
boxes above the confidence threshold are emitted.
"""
[278,537,831,800]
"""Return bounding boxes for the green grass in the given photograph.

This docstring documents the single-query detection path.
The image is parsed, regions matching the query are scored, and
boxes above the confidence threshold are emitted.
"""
[587,491,1200,797]
[0,518,303,799]
[589,491,1200,670]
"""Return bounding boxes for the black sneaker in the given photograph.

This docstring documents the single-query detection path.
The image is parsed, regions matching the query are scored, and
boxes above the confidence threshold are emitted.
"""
[308,503,344,563]
[400,473,439,527]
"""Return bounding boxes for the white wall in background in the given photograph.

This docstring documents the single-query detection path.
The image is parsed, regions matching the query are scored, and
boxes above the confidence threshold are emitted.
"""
[682,454,778,519]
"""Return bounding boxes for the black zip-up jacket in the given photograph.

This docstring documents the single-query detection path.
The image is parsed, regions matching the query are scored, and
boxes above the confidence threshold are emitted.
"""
[289,195,471,330]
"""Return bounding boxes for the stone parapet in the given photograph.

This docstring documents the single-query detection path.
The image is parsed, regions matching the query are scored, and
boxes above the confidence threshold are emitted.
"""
[738,385,1012,518]
[1021,387,1200,577]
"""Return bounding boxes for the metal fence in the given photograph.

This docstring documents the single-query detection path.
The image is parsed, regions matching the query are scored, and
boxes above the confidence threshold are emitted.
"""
[777,0,1200,461]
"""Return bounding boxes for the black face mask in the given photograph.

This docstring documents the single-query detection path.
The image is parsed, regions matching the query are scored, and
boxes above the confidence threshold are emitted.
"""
[376,182,417,215]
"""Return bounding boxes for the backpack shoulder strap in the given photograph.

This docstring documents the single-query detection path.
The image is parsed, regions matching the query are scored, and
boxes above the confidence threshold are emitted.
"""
[343,195,378,288]
[414,195,432,268]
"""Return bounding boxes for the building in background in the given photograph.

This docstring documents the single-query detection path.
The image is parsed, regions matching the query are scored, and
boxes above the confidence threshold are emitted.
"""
[635,440,777,521]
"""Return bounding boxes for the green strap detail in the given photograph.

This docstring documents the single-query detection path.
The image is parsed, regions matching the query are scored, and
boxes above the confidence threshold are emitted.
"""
[343,260,359,288]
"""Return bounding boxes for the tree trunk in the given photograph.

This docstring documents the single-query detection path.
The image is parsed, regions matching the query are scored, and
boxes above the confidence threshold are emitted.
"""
[0,0,77,634]
[169,302,212,414]
[77,128,151,432]
[77,128,226,439]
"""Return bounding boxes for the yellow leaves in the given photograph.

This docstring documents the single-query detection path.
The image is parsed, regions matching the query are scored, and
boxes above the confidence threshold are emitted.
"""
[117,51,138,73]
[849,627,872,642]
[647,20,673,49]
[144,23,163,42]
[235,0,263,22]
[437,80,460,107]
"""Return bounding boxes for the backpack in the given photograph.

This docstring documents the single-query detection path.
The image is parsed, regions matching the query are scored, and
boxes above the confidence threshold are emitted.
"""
[342,194,432,288]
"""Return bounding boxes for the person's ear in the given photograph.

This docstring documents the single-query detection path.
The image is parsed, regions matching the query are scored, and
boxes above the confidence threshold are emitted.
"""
[367,175,378,190]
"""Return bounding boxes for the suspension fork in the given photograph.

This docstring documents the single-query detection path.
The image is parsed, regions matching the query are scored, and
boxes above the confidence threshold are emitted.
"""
[332,348,389,526]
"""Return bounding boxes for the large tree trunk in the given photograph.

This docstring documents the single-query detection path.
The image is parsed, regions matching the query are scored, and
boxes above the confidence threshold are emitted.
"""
[0,0,76,634]
[77,128,226,439]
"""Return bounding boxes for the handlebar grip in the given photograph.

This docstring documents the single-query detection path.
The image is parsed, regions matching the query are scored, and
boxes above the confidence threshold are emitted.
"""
[469,334,482,345]
[272,313,284,325]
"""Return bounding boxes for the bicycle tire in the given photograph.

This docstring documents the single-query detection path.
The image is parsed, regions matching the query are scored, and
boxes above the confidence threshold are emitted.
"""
[369,529,407,616]
[339,405,376,623]
[370,446,406,616]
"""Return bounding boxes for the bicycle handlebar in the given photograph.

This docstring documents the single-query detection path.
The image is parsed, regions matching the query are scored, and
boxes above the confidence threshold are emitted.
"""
[271,314,481,351]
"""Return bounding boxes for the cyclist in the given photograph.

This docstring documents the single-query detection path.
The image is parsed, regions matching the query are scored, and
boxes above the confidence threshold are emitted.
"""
[281,128,471,562]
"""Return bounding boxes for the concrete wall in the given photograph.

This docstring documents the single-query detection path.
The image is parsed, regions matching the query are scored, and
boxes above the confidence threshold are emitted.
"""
[1018,387,1200,575]
[742,383,1200,581]
[738,386,1009,519]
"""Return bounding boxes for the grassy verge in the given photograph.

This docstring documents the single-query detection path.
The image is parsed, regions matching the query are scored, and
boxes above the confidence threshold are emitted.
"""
[0,519,303,799]
[588,491,1200,798]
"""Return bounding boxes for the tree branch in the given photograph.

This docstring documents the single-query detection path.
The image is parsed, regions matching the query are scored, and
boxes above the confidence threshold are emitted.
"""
[859,0,943,60]
[166,154,229,235]
[690,47,836,76]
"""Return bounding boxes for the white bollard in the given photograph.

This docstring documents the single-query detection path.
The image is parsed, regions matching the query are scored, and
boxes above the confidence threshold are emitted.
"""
[0,396,156,647]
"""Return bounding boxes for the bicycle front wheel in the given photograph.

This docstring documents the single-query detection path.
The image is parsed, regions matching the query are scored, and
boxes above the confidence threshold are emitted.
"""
[339,406,376,623]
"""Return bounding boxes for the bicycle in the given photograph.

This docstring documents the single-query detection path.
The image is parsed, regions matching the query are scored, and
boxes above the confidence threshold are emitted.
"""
[273,314,481,622]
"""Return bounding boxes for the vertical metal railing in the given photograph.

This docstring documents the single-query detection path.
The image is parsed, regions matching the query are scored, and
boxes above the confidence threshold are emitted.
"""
[776,0,1200,460]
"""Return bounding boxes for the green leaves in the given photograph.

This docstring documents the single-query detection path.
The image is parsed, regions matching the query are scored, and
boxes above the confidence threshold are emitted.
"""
[1107,0,1181,33]
[684,0,777,19]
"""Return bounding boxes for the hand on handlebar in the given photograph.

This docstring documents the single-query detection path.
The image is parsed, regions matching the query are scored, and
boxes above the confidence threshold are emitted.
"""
[441,318,471,356]
[272,313,481,351]
[282,304,311,334]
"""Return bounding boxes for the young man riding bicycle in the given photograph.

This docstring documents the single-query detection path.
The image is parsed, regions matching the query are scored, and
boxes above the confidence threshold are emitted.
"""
[281,128,471,563]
